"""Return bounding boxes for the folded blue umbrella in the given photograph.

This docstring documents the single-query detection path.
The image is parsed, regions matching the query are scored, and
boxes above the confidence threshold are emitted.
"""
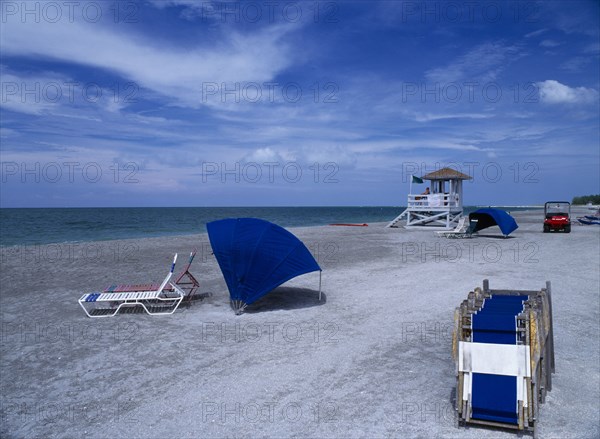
[207,218,321,313]
[469,208,519,236]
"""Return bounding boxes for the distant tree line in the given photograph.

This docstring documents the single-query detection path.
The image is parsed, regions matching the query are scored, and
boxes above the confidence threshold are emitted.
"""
[572,194,600,205]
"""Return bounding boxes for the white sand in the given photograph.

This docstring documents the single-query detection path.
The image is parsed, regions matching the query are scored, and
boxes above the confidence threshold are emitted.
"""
[1,208,598,438]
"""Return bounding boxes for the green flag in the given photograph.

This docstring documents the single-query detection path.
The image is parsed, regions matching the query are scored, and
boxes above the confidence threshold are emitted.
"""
[412,175,424,184]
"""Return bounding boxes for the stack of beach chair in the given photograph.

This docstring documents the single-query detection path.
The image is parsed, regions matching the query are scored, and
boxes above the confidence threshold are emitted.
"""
[452,279,555,434]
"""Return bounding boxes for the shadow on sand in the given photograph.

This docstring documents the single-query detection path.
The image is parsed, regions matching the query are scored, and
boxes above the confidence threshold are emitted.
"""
[472,234,516,239]
[244,286,327,313]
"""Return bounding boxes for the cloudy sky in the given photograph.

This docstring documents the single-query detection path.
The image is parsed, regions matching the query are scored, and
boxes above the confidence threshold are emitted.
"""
[1,0,598,207]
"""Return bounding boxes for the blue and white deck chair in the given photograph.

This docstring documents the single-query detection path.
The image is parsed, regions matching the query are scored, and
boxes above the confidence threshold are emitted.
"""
[458,295,531,427]
[79,254,185,318]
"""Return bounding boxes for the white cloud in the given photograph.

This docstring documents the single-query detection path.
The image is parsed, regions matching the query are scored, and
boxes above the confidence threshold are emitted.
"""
[244,147,285,163]
[542,1,600,37]
[300,145,357,167]
[0,68,132,119]
[539,39,561,48]
[412,113,493,123]
[0,18,298,109]
[0,71,61,115]
[536,80,598,104]
[0,127,19,138]
[425,42,521,83]
[560,57,591,72]
[525,29,548,38]
[148,0,198,10]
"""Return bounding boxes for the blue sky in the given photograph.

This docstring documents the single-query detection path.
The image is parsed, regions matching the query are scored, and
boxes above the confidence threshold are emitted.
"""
[1,0,598,207]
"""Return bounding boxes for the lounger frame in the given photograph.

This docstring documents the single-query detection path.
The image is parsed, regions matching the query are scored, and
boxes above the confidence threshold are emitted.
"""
[436,217,468,238]
[79,254,186,318]
[103,251,200,301]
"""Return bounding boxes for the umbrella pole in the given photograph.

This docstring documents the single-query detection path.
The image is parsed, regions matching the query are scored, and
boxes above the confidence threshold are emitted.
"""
[231,299,247,315]
[318,270,322,301]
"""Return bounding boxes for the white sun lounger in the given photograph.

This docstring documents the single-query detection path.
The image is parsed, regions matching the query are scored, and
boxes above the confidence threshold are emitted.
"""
[436,217,468,238]
[79,254,185,318]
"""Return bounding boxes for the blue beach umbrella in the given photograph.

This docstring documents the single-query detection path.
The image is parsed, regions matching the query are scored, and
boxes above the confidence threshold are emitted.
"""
[469,208,519,237]
[206,218,322,314]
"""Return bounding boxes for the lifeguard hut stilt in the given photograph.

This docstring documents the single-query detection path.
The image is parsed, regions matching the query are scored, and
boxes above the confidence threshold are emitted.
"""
[387,167,472,229]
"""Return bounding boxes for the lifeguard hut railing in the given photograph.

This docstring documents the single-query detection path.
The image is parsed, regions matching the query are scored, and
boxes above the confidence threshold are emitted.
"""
[407,193,460,209]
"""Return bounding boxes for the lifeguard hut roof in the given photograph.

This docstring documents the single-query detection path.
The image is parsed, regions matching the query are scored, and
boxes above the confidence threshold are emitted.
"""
[422,167,472,180]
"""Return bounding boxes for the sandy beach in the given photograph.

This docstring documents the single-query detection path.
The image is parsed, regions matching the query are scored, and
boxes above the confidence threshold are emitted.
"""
[1,207,598,439]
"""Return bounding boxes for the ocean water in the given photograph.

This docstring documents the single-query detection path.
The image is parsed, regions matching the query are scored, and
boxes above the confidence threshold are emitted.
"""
[0,207,398,246]
[0,206,540,246]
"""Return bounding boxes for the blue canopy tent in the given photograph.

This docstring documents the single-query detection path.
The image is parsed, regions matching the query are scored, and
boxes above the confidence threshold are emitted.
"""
[469,208,518,237]
[206,218,322,314]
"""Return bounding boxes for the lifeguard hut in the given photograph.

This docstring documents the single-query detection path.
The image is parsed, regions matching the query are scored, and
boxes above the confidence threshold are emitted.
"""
[387,167,472,229]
